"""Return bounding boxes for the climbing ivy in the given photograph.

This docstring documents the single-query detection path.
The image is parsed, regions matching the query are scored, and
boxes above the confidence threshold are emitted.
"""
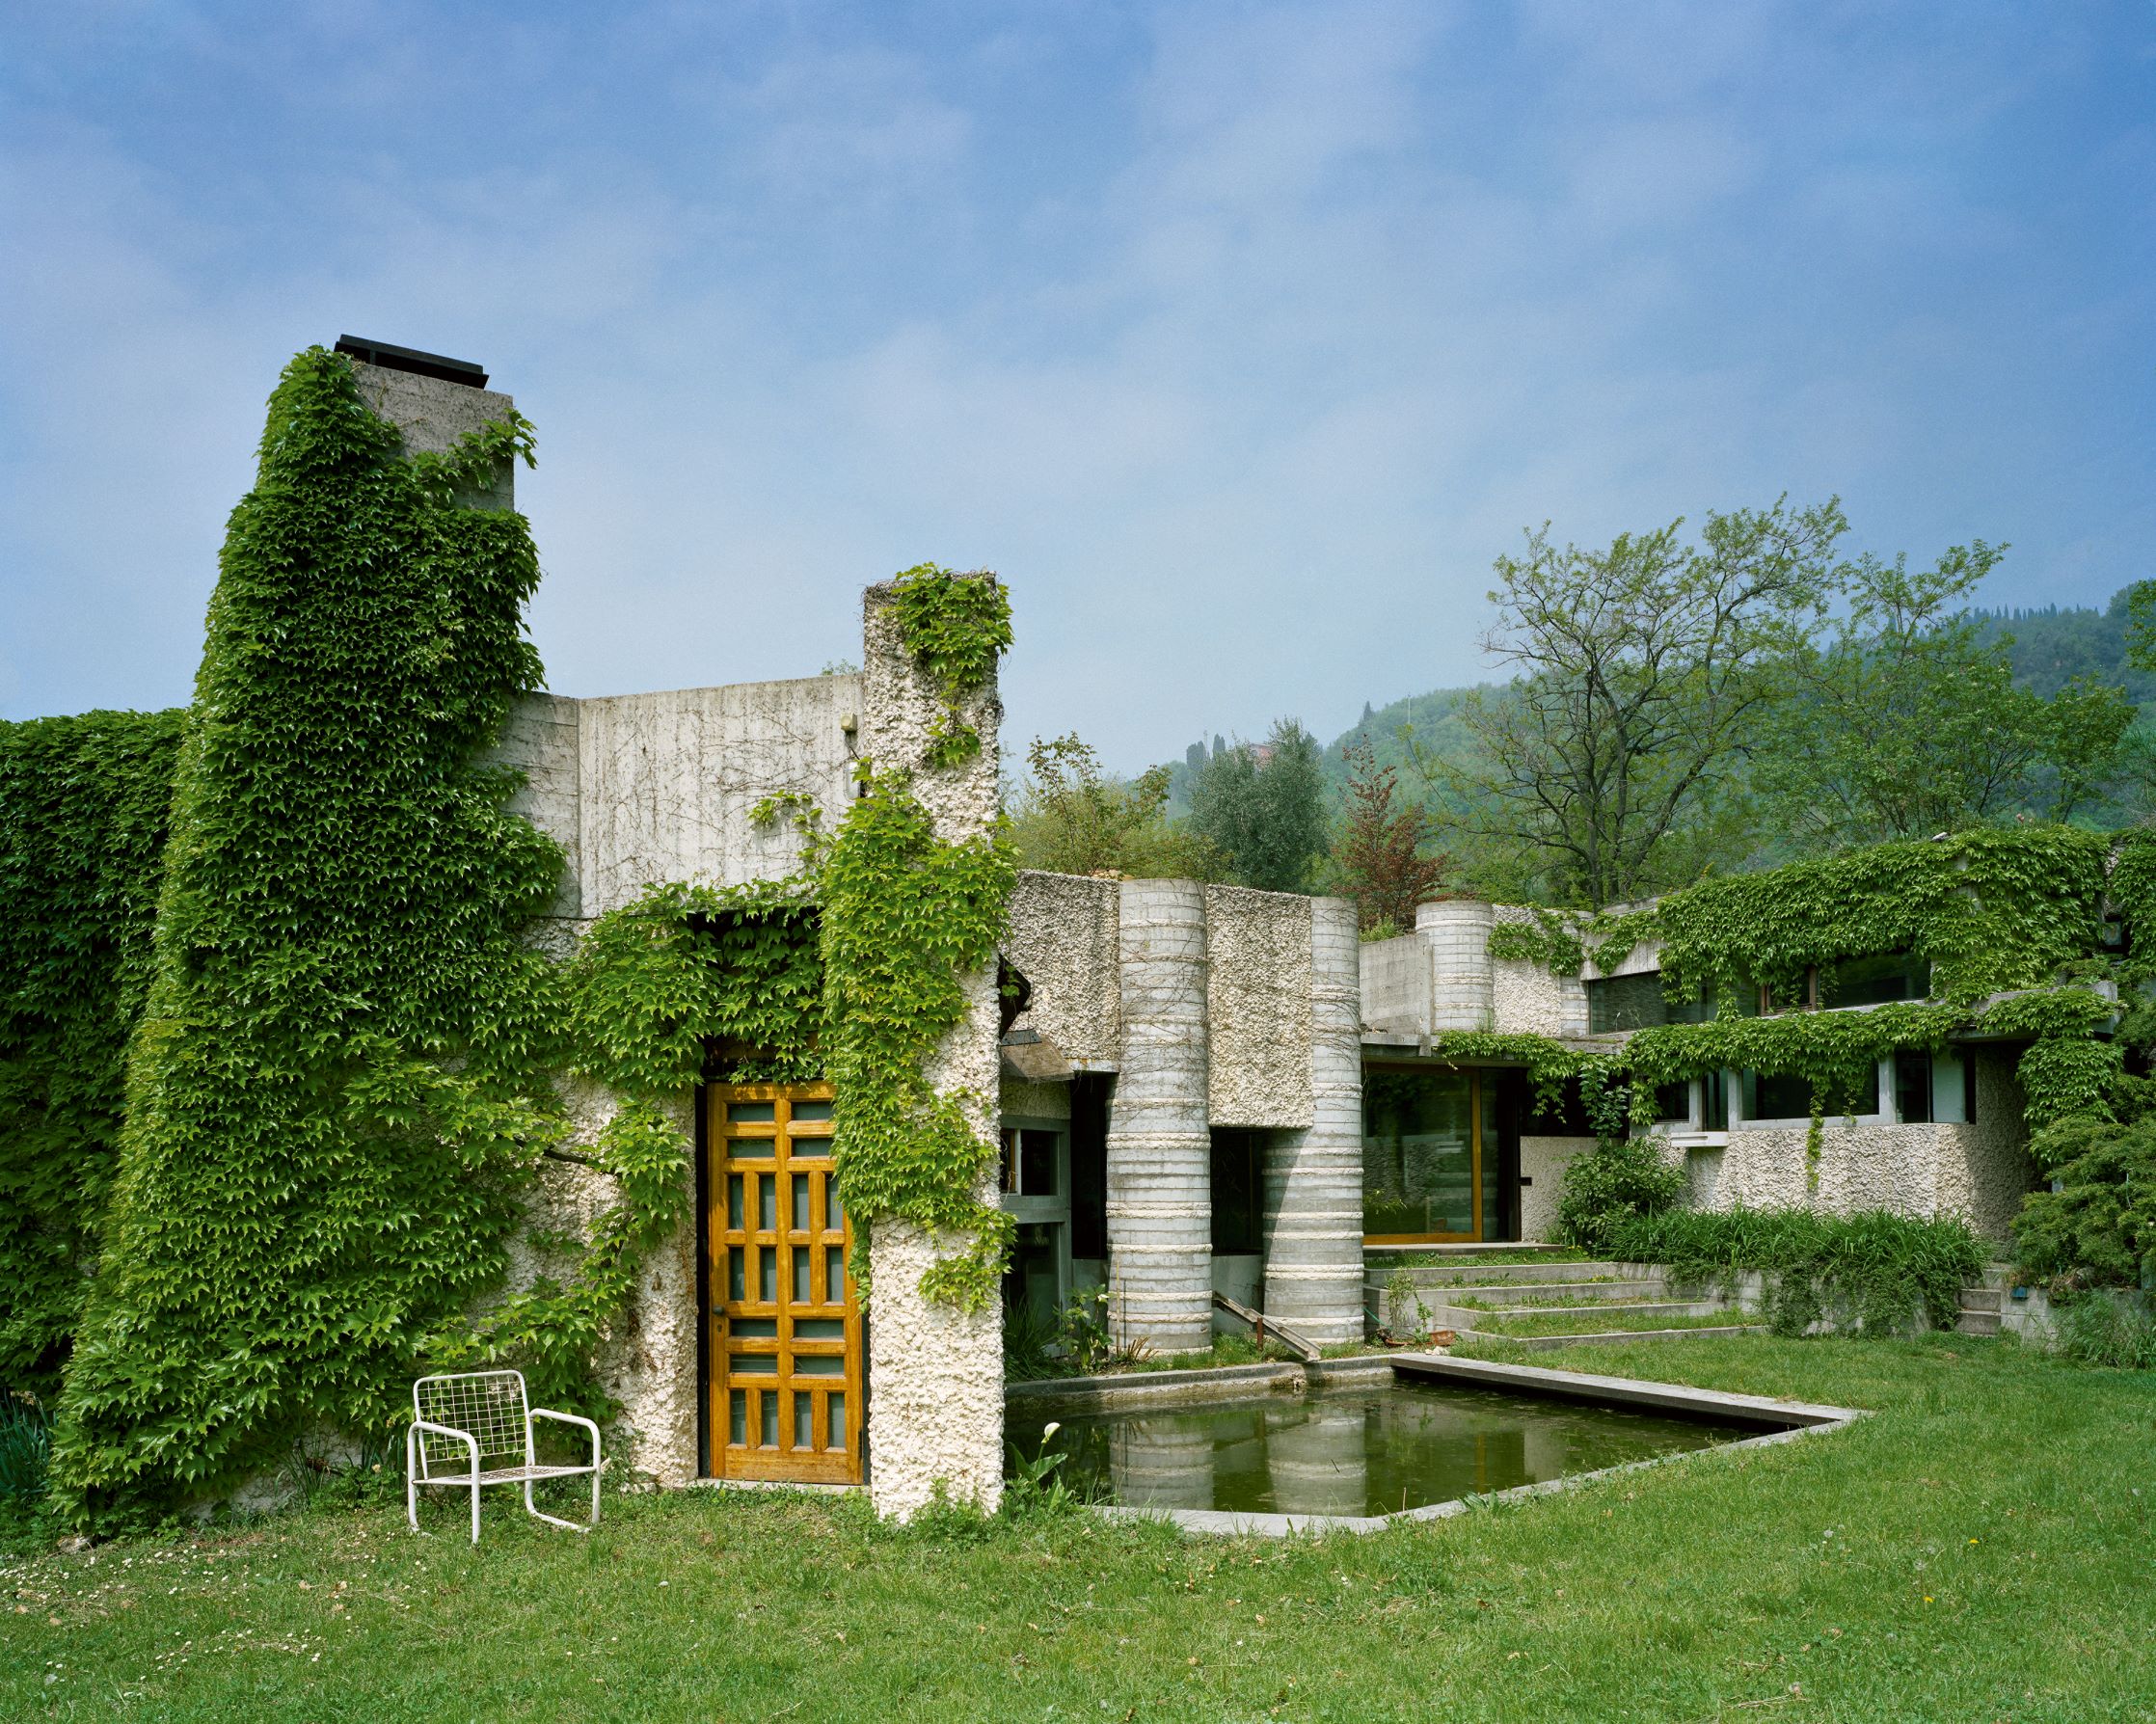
[49,348,561,1517]
[0,710,185,1395]
[886,562,1012,769]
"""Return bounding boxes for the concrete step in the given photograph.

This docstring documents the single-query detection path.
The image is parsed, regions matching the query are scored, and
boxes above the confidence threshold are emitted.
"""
[1955,1308,2002,1337]
[1448,1322,1766,1352]
[1364,1242,1573,1257]
[1367,1260,1659,1288]
[1399,1279,1677,1307]
[1454,1300,1739,1325]
[1959,1287,2002,1314]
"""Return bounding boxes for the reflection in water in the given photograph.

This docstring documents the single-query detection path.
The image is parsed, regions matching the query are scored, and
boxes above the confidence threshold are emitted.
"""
[1009,1380,1748,1519]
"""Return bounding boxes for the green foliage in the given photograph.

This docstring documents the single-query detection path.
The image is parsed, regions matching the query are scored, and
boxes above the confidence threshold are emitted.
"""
[887,563,1013,769]
[1008,735,1221,880]
[1603,1207,1984,1333]
[49,348,559,1515]
[1187,718,1329,893]
[820,768,1016,1309]
[0,710,184,1393]
[1552,1138,1686,1254]
[2013,1112,2156,1292]
[2050,1294,2156,1369]
[0,1395,52,1501]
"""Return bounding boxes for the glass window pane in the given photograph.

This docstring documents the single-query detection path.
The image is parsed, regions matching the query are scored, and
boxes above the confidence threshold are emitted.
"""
[791,1097,834,1121]
[1585,972,1668,1033]
[727,1246,744,1303]
[760,1390,778,1448]
[792,1173,810,1231]
[726,1173,742,1231]
[827,1245,846,1300]
[730,1139,774,1159]
[1020,1130,1058,1196]
[793,1248,810,1305]
[730,1100,777,1123]
[828,1391,846,1451]
[826,1177,843,1233]
[1362,1068,1476,1237]
[731,1316,777,1337]
[758,1174,776,1232]
[729,1388,745,1445]
[795,1355,845,1376]
[794,1392,813,1449]
[795,1317,845,1339]
[759,1248,776,1304]
[733,1353,777,1375]
[1896,1049,1933,1123]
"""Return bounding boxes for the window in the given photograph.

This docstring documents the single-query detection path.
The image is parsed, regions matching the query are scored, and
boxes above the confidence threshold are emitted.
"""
[1827,952,1930,1008]
[1701,1068,1729,1131]
[1210,1129,1263,1254]
[1894,1048,1932,1123]
[1654,1080,1691,1123]
[1585,973,1712,1034]
[1362,1066,1500,1240]
[1000,1127,1060,1197]
[1741,1064,1880,1121]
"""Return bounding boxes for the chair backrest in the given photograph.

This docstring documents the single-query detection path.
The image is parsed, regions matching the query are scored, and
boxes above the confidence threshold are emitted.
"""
[412,1370,528,1474]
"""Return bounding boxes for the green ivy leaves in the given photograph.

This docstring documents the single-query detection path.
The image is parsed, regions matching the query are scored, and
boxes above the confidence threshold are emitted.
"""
[887,563,1011,770]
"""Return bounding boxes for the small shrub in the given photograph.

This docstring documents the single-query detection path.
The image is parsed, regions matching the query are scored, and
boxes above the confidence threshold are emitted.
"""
[2052,1294,2156,1369]
[1554,1138,1686,1254]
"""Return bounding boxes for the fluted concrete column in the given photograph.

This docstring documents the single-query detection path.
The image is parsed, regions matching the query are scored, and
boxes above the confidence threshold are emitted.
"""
[1262,897,1367,1346]
[1417,899,1495,1031]
[1106,879,1212,1354]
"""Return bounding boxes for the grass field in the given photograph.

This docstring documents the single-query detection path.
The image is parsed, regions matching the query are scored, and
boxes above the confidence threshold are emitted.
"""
[5,1333,2152,1721]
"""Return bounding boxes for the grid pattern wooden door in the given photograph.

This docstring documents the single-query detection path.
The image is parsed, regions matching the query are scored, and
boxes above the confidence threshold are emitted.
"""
[708,1082,862,1484]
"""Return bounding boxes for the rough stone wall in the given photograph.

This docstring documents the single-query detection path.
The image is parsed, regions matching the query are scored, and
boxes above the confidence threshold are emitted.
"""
[1105,879,1213,1354]
[578,676,858,916]
[1260,898,1365,1343]
[858,579,1006,1520]
[1519,1136,1596,1240]
[348,359,519,509]
[1204,886,1314,1130]
[1933,1049,2035,1242]
[1003,870,1119,1065]
[1490,906,1591,1037]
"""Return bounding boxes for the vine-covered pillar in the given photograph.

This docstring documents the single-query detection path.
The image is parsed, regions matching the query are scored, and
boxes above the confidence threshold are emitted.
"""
[1262,896,1366,1345]
[857,578,1006,1519]
[1105,878,1214,1354]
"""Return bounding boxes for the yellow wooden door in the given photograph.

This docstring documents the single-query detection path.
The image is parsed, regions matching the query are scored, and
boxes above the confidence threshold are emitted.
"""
[708,1082,862,1484]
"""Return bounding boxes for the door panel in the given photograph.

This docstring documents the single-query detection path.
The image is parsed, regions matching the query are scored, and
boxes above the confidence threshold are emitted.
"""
[709,1083,861,1484]
[1361,1064,1487,1243]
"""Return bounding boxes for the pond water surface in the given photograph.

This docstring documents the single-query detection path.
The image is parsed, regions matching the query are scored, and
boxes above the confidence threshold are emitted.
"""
[1006,1379,1752,1519]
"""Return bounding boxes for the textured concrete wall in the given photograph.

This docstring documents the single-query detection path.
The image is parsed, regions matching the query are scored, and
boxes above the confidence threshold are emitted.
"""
[999,1078,1073,1122]
[1361,931,1432,1037]
[578,676,858,916]
[348,359,519,510]
[1519,1136,1595,1240]
[859,578,1007,1520]
[1490,905,1591,1037]
[1003,870,1120,1065]
[1416,900,1495,1031]
[1261,898,1365,1343]
[1205,886,1314,1130]
[495,695,583,920]
[1106,879,1213,1354]
[1935,1049,2036,1242]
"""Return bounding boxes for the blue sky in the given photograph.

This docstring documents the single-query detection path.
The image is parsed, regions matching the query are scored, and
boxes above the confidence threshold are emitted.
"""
[3,1,2150,768]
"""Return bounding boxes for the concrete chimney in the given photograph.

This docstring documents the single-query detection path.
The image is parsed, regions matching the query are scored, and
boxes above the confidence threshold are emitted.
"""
[333,336,518,511]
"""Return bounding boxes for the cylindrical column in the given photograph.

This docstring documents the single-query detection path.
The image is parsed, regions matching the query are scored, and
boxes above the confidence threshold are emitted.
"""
[1262,897,1366,1346]
[1106,879,1212,1354]
[1417,899,1495,1031]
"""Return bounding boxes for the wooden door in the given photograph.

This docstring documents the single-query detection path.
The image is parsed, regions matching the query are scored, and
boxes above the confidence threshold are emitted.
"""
[708,1082,862,1483]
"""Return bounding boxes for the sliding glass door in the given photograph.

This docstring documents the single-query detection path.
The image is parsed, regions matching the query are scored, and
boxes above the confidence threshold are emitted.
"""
[1361,1065,1500,1243]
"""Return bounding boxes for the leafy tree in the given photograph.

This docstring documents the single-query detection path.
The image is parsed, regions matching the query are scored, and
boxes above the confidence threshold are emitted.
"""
[1435,498,1847,906]
[1188,718,1329,893]
[1330,740,1448,934]
[1008,735,1219,879]
[1757,543,2132,845]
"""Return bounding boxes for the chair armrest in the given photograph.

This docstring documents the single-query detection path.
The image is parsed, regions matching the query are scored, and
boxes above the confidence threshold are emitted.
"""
[409,1420,480,1480]
[528,1408,602,1463]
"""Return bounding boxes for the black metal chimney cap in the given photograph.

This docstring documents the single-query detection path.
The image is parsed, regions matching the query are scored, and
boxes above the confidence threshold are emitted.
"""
[334,336,489,389]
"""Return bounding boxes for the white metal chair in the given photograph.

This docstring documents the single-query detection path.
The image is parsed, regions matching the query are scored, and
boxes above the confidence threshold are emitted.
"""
[406,1369,602,1545]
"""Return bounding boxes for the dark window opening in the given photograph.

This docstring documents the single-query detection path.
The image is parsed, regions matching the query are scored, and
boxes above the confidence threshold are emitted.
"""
[1585,972,1712,1034]
[1827,952,1931,1008]
[1742,1064,1879,1120]
[1068,1073,1110,1259]
[1523,1073,1593,1137]
[1702,1068,1729,1131]
[1963,1054,1979,1125]
[1210,1128,1264,1254]
[1654,1080,1691,1123]
[1895,1049,1933,1123]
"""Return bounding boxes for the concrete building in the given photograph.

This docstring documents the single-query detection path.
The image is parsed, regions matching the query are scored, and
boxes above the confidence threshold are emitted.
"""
[349,340,2040,1516]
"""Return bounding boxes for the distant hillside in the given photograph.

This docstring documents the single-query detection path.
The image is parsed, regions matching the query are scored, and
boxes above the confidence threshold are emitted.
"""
[1157,587,2153,818]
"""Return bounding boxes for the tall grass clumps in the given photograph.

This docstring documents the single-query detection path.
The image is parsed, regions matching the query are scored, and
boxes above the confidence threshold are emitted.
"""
[1603,1207,1985,1335]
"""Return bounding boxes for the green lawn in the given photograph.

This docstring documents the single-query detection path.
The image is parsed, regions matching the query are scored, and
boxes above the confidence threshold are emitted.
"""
[6,1334,2152,1721]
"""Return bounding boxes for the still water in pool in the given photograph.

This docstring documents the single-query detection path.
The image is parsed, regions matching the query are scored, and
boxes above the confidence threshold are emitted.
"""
[1006,1379,1750,1518]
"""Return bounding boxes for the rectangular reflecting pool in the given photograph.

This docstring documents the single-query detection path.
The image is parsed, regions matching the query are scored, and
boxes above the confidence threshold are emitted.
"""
[1007,1376,1756,1522]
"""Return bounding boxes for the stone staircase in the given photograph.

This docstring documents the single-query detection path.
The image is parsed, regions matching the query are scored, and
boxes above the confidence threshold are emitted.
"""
[1956,1277,2005,1338]
[1364,1249,1764,1351]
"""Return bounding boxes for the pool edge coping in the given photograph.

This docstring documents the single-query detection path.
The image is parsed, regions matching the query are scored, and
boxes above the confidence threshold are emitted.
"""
[1074,1353,1868,1539]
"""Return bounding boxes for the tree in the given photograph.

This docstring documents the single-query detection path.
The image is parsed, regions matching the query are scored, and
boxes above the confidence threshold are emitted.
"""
[1756,543,2133,845]
[1188,718,1330,893]
[1008,734,1220,879]
[1330,741,1449,934]
[1436,498,1847,907]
